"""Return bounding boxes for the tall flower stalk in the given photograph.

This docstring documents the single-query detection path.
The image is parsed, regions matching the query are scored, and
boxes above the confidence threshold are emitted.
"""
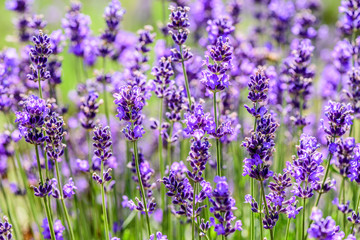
[243,68,277,240]
[44,112,75,240]
[114,85,152,235]
[168,6,193,108]
[92,125,113,240]
[201,36,233,176]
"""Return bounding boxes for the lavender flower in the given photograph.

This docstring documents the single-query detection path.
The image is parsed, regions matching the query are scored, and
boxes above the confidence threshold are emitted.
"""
[42,218,65,240]
[287,134,324,199]
[62,2,91,57]
[27,31,52,82]
[79,91,103,130]
[206,17,235,44]
[307,209,345,239]
[187,136,211,183]
[338,0,360,36]
[63,178,77,199]
[151,56,174,98]
[291,10,317,39]
[332,39,353,75]
[268,0,295,44]
[168,6,190,46]
[162,168,210,218]
[6,0,30,13]
[283,39,315,127]
[348,144,360,183]
[33,179,53,197]
[99,0,125,57]
[209,176,242,236]
[345,69,360,117]
[114,85,145,141]
[201,37,233,92]
[44,112,66,162]
[0,216,12,240]
[322,101,353,139]
[15,95,49,144]
[128,151,155,198]
[149,232,168,240]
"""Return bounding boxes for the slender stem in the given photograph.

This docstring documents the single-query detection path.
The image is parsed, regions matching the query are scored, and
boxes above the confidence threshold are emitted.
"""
[306,152,334,238]
[259,182,263,240]
[100,160,110,240]
[55,160,75,240]
[158,98,165,232]
[102,57,110,127]
[35,144,44,184]
[260,180,274,240]
[192,182,197,240]
[302,198,306,240]
[133,141,151,236]
[213,92,222,176]
[38,78,43,99]
[285,218,291,240]
[167,122,174,164]
[43,197,57,240]
[250,178,255,240]
[341,177,346,233]
[314,153,333,207]
[179,45,192,108]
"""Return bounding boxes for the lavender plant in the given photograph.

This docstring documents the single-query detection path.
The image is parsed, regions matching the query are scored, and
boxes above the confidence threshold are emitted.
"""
[3,1,360,240]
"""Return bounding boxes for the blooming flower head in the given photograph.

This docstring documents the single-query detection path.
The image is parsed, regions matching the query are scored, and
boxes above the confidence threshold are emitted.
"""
[308,209,345,240]
[15,95,49,144]
[63,178,77,199]
[0,216,12,240]
[27,31,52,82]
[149,232,168,240]
[42,218,65,240]
[209,176,242,236]
[322,101,353,138]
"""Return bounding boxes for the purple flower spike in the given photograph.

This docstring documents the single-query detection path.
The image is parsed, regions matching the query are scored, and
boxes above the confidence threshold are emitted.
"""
[15,95,49,144]
[201,37,233,92]
[322,101,353,139]
[209,176,242,237]
[63,178,77,199]
[149,231,168,240]
[42,218,65,240]
[308,209,345,240]
[27,31,52,82]
[0,216,13,240]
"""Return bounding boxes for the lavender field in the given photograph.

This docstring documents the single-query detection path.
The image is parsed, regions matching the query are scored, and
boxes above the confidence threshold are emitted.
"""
[0,0,359,239]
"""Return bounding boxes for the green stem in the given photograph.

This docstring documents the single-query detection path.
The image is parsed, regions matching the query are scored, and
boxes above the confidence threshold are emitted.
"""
[38,78,43,99]
[133,141,151,236]
[167,122,174,165]
[158,98,165,232]
[285,218,291,240]
[192,182,197,240]
[43,197,57,240]
[102,57,110,127]
[302,198,306,240]
[259,182,263,240]
[213,92,222,176]
[55,160,75,240]
[260,180,274,240]
[250,178,255,240]
[100,160,110,240]
[179,45,192,108]
[35,144,44,184]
